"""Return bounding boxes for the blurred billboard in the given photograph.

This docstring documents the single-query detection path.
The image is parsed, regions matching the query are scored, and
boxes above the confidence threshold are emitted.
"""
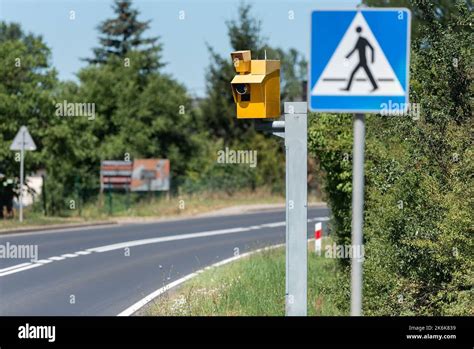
[131,159,170,192]
[100,160,133,190]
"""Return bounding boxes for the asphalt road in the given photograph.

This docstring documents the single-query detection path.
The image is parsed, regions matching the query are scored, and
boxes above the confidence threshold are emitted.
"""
[0,206,329,315]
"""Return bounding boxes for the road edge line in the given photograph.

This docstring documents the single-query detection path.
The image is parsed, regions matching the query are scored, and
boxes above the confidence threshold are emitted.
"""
[0,221,118,237]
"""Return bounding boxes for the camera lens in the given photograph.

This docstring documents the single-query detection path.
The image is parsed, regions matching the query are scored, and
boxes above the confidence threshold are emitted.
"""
[235,83,249,95]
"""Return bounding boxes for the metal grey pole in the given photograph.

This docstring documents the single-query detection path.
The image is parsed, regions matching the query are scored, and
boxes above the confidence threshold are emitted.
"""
[351,113,365,316]
[284,102,308,316]
[19,130,25,222]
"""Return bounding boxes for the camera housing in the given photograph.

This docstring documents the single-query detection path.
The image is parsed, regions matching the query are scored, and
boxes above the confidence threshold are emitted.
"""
[230,50,280,119]
[231,50,251,74]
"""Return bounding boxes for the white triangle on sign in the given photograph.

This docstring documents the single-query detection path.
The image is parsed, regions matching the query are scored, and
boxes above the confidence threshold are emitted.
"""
[10,126,37,151]
[311,12,404,96]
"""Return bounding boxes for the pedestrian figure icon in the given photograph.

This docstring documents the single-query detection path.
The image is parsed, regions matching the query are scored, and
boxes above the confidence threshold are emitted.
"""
[341,26,378,92]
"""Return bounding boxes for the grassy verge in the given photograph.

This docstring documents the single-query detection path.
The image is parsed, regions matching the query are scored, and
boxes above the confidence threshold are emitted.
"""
[146,241,348,316]
[0,190,291,230]
[82,190,286,219]
[0,214,99,231]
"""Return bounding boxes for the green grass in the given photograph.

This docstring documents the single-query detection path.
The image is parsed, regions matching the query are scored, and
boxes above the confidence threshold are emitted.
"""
[81,190,286,219]
[146,241,348,316]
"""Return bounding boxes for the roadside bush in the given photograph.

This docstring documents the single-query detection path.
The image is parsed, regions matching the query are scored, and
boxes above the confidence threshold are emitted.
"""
[308,1,473,315]
[182,133,285,195]
[308,114,353,260]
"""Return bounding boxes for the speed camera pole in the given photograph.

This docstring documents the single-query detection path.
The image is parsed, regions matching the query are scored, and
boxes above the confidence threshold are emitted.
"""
[253,105,308,316]
[351,113,365,316]
[230,51,308,316]
[284,102,308,316]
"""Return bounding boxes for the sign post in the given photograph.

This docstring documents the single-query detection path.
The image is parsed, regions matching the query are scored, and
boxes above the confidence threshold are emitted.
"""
[309,8,411,315]
[351,113,365,315]
[10,126,37,222]
[100,160,133,216]
[20,132,24,222]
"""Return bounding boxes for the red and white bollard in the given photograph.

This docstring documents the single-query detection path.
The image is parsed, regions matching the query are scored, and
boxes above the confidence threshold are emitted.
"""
[314,222,322,255]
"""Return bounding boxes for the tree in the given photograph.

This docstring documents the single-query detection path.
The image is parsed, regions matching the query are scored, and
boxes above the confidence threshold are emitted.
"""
[0,22,57,213]
[78,2,197,192]
[277,48,308,103]
[363,0,473,39]
[200,3,263,141]
[309,0,473,315]
[84,0,164,73]
[227,3,266,56]
[0,1,198,214]
[362,0,473,316]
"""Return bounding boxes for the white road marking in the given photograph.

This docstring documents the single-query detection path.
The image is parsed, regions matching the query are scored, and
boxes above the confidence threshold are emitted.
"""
[35,259,53,264]
[87,227,253,253]
[0,263,42,277]
[89,217,329,254]
[0,262,32,273]
[0,216,331,278]
[310,216,330,222]
[48,256,66,261]
[260,222,285,228]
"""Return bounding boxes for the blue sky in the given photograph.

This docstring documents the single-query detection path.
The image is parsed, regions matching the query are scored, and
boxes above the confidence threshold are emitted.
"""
[0,0,360,97]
